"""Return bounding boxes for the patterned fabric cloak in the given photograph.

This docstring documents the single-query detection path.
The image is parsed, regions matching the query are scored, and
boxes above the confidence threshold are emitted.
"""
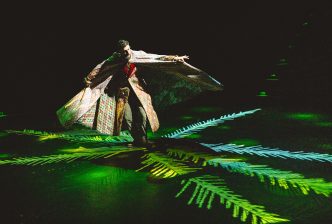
[56,50,223,135]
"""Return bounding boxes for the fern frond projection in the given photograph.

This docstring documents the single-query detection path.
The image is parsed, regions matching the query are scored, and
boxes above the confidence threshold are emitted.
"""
[0,147,143,166]
[209,158,332,197]
[176,175,289,224]
[6,129,133,144]
[202,143,332,163]
[136,153,201,178]
[162,109,261,139]
[168,149,332,196]
[167,148,241,166]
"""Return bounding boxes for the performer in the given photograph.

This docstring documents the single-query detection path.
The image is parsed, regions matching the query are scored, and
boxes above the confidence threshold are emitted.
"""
[57,40,221,146]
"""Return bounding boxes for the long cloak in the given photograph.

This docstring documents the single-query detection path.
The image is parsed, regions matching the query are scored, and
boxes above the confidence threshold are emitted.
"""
[56,50,223,135]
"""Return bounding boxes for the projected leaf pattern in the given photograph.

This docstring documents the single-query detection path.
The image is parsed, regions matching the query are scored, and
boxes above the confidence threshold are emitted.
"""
[136,153,201,178]
[168,149,332,196]
[0,147,144,166]
[6,129,133,143]
[2,109,332,223]
[202,143,332,163]
[176,175,289,224]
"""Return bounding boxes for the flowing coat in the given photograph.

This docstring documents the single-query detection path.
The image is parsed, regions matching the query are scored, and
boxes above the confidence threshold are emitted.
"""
[57,50,223,135]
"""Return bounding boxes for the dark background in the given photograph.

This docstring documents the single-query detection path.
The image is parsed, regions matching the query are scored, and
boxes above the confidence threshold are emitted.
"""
[1,1,331,116]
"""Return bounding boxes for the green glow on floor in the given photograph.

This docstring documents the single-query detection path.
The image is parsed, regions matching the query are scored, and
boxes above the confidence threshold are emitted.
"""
[0,153,10,158]
[0,132,8,138]
[191,106,220,113]
[76,166,113,181]
[217,125,231,130]
[71,164,146,186]
[229,139,260,146]
[277,58,288,66]
[286,113,322,121]
[186,133,202,139]
[302,22,309,26]
[257,91,268,97]
[318,144,332,150]
[266,73,279,81]
[314,121,332,127]
[0,112,6,118]
[60,163,160,213]
[181,115,195,121]
[147,130,156,139]
[71,166,122,185]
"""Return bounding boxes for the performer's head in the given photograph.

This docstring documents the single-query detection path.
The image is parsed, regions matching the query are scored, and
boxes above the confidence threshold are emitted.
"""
[117,39,131,61]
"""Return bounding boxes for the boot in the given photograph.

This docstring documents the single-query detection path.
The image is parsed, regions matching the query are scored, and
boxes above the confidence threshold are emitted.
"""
[133,136,156,149]
[133,136,148,147]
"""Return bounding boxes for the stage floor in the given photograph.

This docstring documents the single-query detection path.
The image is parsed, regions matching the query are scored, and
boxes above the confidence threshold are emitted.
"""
[1,100,332,224]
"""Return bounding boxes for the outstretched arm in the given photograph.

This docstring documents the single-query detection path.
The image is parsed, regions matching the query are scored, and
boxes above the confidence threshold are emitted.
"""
[131,50,189,63]
[157,55,189,62]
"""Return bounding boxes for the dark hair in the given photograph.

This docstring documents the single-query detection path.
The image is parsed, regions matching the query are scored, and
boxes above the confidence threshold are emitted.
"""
[117,39,130,50]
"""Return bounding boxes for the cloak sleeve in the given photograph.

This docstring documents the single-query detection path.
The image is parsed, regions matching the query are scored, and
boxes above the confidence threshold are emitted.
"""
[56,53,121,128]
[86,53,123,89]
[128,50,223,110]
[130,50,222,90]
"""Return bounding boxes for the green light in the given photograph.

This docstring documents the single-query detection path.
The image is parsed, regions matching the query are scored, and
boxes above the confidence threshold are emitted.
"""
[257,91,268,97]
[0,112,6,118]
[318,144,332,150]
[181,115,195,121]
[147,130,154,139]
[266,73,279,81]
[229,139,260,146]
[277,58,288,66]
[0,132,8,138]
[0,153,10,158]
[302,22,309,26]
[217,125,231,130]
[288,44,295,49]
[314,122,332,127]
[191,107,220,113]
[286,113,332,127]
[76,166,113,181]
[186,133,202,139]
[69,164,148,189]
[286,113,322,121]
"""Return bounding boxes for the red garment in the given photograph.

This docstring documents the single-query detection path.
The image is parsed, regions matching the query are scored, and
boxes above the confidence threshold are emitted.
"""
[123,63,137,78]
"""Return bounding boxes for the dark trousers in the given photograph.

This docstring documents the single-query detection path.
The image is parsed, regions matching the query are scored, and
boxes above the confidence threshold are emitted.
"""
[123,95,147,142]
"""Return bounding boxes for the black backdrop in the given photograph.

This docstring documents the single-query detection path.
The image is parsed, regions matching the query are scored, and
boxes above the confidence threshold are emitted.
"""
[1,1,331,115]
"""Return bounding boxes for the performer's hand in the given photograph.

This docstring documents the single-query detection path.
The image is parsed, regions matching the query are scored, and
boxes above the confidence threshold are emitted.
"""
[174,55,189,62]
